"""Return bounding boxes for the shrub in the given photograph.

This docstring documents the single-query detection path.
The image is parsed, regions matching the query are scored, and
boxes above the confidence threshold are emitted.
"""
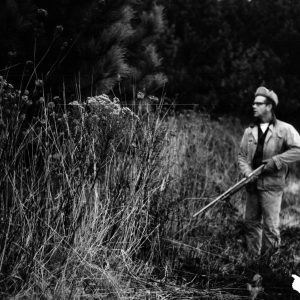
[0,79,169,297]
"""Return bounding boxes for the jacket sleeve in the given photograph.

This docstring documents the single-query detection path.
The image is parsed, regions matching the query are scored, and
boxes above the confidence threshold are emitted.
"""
[272,124,300,170]
[238,128,253,177]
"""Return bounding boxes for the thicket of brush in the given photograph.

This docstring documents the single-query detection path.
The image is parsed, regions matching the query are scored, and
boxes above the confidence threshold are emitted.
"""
[1,76,300,299]
[0,76,169,298]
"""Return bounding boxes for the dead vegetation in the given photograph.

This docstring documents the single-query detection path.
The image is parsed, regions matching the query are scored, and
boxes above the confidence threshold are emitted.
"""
[0,80,299,299]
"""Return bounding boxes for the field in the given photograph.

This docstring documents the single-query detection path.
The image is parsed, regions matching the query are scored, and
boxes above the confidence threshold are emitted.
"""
[0,83,300,299]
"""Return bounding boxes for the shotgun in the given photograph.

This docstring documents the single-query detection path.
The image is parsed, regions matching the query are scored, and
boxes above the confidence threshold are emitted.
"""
[193,164,265,218]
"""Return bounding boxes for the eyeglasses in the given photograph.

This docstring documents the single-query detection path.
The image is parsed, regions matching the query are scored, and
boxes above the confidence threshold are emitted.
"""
[253,102,267,106]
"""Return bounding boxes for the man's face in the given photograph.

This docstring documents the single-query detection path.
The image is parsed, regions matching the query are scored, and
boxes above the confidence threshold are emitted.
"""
[252,95,271,119]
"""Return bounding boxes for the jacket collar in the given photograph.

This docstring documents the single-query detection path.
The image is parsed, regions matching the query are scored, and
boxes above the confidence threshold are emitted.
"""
[249,115,277,143]
[265,123,274,143]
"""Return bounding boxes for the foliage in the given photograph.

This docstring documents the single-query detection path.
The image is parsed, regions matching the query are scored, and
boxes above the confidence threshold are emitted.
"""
[0,0,166,97]
[3,0,300,126]
[0,78,168,297]
[1,77,299,297]
[159,0,300,127]
[2,1,300,298]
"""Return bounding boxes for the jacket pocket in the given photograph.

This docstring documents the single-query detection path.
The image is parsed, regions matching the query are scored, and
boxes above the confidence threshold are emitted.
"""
[262,171,286,190]
[265,135,284,156]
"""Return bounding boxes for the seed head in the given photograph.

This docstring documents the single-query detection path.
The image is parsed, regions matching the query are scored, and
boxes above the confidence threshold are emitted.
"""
[8,50,17,57]
[37,8,48,17]
[137,91,145,99]
[38,97,45,105]
[148,95,159,103]
[47,102,55,109]
[55,25,64,34]
[35,79,43,87]
[69,101,80,106]
[113,97,120,104]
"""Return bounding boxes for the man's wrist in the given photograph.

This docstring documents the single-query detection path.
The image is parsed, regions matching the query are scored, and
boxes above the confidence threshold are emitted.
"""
[272,156,282,170]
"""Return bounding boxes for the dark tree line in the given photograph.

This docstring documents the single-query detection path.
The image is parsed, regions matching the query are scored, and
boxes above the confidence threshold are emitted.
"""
[1,0,300,126]
[159,0,300,126]
[0,0,167,98]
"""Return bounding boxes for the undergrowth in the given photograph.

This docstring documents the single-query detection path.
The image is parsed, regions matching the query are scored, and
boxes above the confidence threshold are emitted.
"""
[1,77,299,299]
[0,77,169,298]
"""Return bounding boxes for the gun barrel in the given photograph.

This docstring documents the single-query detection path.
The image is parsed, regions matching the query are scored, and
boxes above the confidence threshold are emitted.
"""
[192,165,265,218]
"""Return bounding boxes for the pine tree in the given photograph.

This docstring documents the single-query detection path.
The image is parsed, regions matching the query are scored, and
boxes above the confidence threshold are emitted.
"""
[0,0,167,98]
[125,0,168,95]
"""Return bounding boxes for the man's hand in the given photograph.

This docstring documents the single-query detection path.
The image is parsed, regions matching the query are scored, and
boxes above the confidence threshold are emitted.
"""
[262,158,277,174]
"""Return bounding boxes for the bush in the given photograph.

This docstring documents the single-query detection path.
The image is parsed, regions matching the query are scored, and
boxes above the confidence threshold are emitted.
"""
[0,79,169,298]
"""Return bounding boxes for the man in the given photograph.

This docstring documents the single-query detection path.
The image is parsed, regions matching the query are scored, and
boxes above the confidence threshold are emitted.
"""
[238,86,300,257]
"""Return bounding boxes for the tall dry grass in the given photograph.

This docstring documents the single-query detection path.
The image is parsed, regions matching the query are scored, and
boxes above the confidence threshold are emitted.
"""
[159,112,300,298]
[0,79,170,298]
[1,76,299,299]
[155,113,248,285]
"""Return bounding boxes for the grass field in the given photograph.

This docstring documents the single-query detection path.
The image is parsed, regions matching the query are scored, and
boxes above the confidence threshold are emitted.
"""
[0,81,299,299]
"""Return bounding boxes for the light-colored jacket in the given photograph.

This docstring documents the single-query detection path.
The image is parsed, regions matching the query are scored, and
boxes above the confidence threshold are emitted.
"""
[238,119,300,190]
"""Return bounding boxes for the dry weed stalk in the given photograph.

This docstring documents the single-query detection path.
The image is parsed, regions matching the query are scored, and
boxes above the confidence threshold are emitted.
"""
[0,81,169,298]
